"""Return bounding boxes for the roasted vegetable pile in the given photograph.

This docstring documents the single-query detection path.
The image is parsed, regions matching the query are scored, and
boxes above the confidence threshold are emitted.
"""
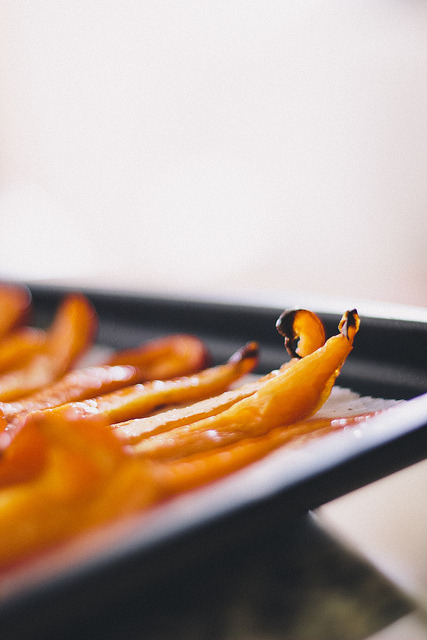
[0,284,371,568]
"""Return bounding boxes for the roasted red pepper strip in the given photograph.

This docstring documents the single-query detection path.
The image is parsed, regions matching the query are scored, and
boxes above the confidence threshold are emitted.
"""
[113,378,263,443]
[276,308,326,358]
[3,365,144,426]
[132,311,359,461]
[106,334,209,380]
[154,412,378,495]
[1,335,208,427]
[113,311,327,444]
[24,342,259,429]
[113,355,314,443]
[0,294,97,402]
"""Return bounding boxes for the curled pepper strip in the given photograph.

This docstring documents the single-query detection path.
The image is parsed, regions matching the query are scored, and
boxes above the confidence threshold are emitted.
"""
[276,308,326,358]
[113,349,308,444]
[0,295,97,403]
[132,311,359,461]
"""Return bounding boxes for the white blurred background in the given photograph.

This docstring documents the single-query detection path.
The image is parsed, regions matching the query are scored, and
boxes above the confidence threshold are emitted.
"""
[0,1,426,306]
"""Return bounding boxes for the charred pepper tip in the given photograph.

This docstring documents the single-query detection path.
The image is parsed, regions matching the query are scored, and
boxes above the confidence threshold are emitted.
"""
[338,309,360,341]
[276,309,326,358]
[228,341,259,364]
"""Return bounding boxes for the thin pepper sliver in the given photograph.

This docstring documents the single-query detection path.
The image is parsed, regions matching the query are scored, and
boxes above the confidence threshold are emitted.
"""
[3,342,259,447]
[132,311,359,461]
[154,412,379,496]
[2,335,208,427]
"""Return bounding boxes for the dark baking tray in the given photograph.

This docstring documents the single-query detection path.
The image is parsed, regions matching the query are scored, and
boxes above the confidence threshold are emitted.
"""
[0,284,426,639]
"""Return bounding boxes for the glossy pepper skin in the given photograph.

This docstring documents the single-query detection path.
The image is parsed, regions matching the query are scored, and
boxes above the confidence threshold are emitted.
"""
[0,295,97,403]
[106,334,209,379]
[1,334,209,430]
[33,342,259,429]
[0,410,157,568]
[276,308,326,358]
[113,314,326,444]
[133,311,359,461]
[155,413,378,496]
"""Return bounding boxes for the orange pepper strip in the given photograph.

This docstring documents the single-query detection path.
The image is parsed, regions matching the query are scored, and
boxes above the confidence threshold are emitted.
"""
[132,311,359,462]
[0,420,49,488]
[0,294,97,402]
[2,335,208,425]
[0,327,46,374]
[40,293,98,373]
[0,411,157,568]
[276,308,326,358]
[154,412,378,495]
[0,284,32,340]
[106,334,209,380]
[3,365,144,427]
[113,310,328,444]
[113,359,305,444]
[113,379,263,443]
[26,342,259,429]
